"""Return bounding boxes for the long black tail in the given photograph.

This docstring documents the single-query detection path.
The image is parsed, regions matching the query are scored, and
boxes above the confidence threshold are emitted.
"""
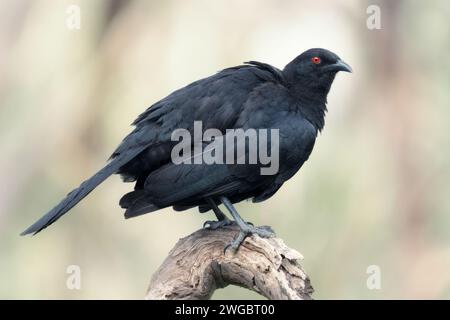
[21,148,144,236]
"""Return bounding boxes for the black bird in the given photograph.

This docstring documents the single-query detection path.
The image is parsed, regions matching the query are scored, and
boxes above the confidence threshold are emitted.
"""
[22,48,351,250]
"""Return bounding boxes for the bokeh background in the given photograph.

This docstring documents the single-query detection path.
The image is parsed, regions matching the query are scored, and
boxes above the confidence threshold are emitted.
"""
[0,0,449,299]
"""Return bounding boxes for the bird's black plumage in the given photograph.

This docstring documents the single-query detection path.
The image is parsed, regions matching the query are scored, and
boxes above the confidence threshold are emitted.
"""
[21,48,351,236]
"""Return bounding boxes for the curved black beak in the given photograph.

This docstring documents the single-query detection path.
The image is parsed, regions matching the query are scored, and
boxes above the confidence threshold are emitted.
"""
[329,59,352,73]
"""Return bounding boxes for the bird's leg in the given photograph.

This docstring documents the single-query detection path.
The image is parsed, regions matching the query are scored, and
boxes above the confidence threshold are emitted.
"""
[220,196,275,252]
[203,198,233,230]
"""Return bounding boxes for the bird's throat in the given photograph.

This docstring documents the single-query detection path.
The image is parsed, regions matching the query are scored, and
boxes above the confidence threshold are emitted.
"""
[289,83,328,132]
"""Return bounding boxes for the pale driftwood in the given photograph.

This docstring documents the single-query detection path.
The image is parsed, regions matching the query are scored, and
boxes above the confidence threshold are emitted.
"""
[146,224,313,300]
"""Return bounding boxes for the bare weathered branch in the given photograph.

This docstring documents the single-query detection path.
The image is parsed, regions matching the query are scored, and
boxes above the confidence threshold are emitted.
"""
[146,224,313,300]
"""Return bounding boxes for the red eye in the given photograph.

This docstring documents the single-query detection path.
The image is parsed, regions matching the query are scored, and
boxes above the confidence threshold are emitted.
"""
[312,57,321,64]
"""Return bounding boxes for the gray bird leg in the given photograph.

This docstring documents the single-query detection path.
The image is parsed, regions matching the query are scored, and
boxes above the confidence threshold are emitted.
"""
[203,198,233,230]
[220,196,275,252]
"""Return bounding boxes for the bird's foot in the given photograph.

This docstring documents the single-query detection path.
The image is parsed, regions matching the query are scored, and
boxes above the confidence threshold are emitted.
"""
[203,217,233,230]
[224,225,275,253]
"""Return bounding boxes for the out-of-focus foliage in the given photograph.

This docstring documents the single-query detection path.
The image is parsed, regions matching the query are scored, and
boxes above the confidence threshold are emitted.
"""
[0,0,449,299]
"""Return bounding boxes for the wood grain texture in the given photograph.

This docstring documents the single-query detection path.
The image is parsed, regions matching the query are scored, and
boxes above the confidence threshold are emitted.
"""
[146,224,313,300]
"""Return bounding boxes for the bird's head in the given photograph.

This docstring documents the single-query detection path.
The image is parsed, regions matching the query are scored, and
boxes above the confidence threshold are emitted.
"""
[283,48,352,101]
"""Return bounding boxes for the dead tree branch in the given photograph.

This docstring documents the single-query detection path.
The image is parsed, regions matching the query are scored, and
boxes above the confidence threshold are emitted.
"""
[146,224,313,300]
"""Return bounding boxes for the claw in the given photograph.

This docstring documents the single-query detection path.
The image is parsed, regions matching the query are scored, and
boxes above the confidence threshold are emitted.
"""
[223,243,232,255]
[203,218,233,230]
[224,225,275,254]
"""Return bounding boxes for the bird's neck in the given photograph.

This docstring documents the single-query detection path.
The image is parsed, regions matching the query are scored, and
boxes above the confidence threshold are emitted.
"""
[289,82,328,132]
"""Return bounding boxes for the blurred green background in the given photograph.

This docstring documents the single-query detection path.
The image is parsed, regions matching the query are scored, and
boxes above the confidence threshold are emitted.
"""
[0,0,449,299]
